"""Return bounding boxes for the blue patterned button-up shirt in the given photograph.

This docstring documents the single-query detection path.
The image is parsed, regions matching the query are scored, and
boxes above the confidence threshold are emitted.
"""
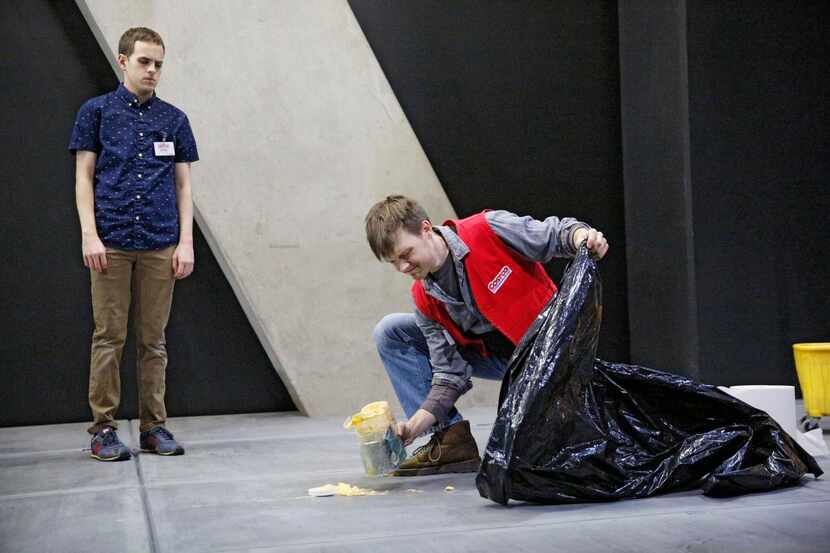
[68,84,199,251]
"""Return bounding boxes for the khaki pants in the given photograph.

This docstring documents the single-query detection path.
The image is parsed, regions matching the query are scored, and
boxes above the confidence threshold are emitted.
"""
[88,246,176,434]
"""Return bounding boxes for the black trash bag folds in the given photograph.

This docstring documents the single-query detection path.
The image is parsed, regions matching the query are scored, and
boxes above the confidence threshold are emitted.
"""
[476,247,822,505]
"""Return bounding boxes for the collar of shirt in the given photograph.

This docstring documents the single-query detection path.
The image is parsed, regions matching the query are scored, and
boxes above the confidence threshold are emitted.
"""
[424,225,471,304]
[433,225,470,260]
[424,225,493,333]
[115,83,158,109]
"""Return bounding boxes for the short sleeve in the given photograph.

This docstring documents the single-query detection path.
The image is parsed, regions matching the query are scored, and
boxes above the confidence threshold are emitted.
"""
[174,115,199,163]
[68,99,101,154]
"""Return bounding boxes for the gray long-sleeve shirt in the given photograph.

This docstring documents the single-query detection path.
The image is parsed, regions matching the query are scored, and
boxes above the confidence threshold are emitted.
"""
[416,210,590,424]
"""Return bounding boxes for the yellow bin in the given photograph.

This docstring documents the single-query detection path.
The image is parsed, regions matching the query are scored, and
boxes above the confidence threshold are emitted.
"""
[793,343,830,417]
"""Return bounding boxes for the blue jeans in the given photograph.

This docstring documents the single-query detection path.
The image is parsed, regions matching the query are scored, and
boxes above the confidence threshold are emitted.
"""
[372,313,509,431]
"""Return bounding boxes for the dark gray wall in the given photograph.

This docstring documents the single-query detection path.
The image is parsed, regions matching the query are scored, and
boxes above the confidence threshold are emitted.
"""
[687,2,830,385]
[620,0,829,388]
[353,0,830,390]
[349,0,630,362]
[0,1,295,427]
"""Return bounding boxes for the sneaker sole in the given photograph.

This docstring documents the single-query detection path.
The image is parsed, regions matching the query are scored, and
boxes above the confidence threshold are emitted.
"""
[90,451,131,462]
[393,458,480,477]
[140,447,184,456]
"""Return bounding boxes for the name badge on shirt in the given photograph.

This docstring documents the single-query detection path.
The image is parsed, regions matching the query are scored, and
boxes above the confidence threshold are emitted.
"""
[154,141,175,156]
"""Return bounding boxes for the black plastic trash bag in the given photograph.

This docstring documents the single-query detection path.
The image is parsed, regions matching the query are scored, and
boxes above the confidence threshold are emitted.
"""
[477,247,823,505]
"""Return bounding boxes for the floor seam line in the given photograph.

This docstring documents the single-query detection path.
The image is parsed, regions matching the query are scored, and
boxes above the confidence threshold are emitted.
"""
[0,448,94,460]
[131,420,161,553]
[0,483,141,501]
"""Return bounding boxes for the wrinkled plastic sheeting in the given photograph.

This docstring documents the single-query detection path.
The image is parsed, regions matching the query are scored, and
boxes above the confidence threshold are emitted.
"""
[477,247,823,505]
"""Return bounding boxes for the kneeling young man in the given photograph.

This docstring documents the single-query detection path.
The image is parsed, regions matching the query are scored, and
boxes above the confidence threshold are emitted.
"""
[365,195,608,476]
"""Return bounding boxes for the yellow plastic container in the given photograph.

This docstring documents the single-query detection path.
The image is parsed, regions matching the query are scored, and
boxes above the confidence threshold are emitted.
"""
[344,401,395,437]
[793,343,830,417]
[344,401,407,476]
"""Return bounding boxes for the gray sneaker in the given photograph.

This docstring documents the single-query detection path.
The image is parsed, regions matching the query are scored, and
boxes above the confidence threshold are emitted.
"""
[140,426,185,456]
[90,427,131,462]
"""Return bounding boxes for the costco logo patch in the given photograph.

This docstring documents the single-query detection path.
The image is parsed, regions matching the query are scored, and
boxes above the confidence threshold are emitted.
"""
[488,265,512,294]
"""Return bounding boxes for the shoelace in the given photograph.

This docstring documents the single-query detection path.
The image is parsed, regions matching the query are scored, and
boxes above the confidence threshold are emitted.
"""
[99,430,121,447]
[411,433,443,463]
[150,427,174,441]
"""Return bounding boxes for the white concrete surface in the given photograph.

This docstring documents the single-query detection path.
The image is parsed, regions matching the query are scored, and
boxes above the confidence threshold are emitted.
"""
[75,0,502,416]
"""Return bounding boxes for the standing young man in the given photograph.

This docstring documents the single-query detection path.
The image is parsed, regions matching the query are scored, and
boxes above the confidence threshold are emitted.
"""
[69,27,199,461]
[365,195,608,476]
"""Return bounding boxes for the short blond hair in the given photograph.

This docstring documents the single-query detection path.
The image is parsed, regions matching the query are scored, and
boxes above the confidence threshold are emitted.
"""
[365,195,430,261]
[118,27,165,57]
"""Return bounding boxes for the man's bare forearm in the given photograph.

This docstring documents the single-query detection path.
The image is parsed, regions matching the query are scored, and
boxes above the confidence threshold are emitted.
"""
[75,152,98,238]
[75,151,108,271]
[175,162,193,245]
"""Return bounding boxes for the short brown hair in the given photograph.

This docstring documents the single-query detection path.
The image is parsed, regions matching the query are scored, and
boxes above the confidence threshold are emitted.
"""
[365,195,430,261]
[118,27,165,57]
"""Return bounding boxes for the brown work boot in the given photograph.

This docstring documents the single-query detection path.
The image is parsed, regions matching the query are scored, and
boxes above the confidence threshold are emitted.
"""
[394,420,481,476]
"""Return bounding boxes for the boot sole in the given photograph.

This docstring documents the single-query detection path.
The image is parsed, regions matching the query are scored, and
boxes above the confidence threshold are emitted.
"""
[393,458,480,477]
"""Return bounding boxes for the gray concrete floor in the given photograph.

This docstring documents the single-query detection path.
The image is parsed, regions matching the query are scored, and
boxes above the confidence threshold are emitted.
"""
[2,407,830,553]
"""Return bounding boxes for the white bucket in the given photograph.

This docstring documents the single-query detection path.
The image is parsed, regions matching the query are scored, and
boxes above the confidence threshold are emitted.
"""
[720,384,828,457]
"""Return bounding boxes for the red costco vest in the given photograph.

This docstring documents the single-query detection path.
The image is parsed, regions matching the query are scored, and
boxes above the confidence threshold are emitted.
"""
[411,211,557,355]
